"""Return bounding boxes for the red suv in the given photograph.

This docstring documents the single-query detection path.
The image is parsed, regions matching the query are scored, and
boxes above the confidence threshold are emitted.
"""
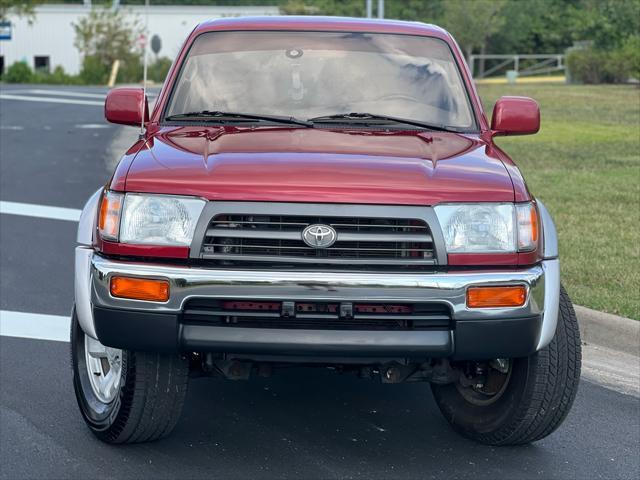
[71,17,581,445]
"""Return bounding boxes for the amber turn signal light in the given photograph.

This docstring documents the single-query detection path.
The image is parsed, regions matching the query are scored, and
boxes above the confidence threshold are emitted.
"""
[98,191,123,241]
[467,285,527,308]
[110,276,169,302]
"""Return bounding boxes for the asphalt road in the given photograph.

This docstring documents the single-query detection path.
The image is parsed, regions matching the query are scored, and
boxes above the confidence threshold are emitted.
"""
[1,85,639,480]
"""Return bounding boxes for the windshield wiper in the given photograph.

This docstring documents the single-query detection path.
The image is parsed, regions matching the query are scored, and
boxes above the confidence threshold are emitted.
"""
[165,110,313,127]
[308,112,456,132]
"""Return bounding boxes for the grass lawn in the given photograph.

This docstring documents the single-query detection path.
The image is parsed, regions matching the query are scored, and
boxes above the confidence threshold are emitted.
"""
[477,83,640,320]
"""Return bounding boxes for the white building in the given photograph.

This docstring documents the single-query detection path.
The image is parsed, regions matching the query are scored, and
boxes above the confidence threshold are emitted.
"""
[0,3,280,76]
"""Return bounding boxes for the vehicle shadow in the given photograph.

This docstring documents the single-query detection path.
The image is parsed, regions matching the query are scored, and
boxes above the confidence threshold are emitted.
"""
[1,337,624,480]
[121,367,561,479]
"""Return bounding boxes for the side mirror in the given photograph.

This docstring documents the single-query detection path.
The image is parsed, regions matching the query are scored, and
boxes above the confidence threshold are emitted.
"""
[491,96,540,136]
[104,87,149,126]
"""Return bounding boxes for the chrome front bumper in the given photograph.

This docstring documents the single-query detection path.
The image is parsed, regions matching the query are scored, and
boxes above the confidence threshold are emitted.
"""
[76,247,560,357]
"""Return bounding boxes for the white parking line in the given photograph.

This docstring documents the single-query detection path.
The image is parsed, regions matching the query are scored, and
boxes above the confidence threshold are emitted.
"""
[0,310,69,343]
[75,124,111,129]
[0,94,103,106]
[5,89,156,99]
[23,89,107,99]
[0,201,81,222]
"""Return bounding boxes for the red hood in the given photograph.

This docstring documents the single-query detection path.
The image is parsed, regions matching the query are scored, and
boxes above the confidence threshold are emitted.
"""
[120,126,516,205]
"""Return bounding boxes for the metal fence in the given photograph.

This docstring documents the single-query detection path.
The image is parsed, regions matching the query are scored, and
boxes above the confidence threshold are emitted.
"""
[469,54,565,79]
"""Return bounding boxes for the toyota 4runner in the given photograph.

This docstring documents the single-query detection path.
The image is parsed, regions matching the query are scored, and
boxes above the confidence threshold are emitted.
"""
[71,16,581,446]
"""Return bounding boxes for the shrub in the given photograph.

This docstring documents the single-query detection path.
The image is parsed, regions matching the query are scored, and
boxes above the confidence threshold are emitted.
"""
[79,54,143,85]
[50,65,80,85]
[567,46,635,84]
[79,55,109,84]
[33,66,80,85]
[4,62,34,83]
[117,56,143,83]
[620,35,640,80]
[605,50,631,83]
[567,49,597,83]
[148,57,172,83]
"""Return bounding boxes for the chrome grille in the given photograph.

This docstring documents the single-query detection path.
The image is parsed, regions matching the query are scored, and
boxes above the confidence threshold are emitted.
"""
[200,214,436,267]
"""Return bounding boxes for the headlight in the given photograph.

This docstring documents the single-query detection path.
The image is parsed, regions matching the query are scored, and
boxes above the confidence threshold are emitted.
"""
[120,193,206,245]
[434,203,539,253]
[99,192,206,246]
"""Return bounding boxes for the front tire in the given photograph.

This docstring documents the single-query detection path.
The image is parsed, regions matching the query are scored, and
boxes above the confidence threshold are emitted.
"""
[71,307,189,443]
[431,285,582,445]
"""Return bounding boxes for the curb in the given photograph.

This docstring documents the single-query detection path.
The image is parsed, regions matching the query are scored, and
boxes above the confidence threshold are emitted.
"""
[575,305,639,357]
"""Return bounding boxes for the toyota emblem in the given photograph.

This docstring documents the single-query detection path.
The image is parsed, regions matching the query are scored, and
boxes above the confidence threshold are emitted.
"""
[302,224,337,248]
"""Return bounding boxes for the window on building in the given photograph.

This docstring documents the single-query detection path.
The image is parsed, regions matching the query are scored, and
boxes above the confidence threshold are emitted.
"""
[34,56,50,73]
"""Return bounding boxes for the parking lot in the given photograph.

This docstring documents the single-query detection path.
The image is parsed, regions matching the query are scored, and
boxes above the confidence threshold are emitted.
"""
[1,85,639,479]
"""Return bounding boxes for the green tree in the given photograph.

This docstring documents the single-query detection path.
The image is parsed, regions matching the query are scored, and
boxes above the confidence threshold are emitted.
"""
[73,8,143,84]
[441,0,507,60]
[0,0,41,22]
[280,0,443,20]
[385,0,444,24]
[487,0,579,55]
[568,0,640,49]
[620,35,640,80]
[281,0,363,16]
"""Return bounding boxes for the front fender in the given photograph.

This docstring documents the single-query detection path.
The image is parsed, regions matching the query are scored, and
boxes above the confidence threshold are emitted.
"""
[75,188,102,338]
[536,199,560,350]
[77,188,102,246]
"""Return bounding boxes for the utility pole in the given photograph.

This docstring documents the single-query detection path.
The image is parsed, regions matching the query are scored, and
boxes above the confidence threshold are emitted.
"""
[140,0,149,137]
[377,0,384,18]
[366,0,372,18]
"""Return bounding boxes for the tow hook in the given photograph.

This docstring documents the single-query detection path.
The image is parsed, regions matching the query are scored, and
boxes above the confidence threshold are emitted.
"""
[490,358,510,374]
[384,366,402,383]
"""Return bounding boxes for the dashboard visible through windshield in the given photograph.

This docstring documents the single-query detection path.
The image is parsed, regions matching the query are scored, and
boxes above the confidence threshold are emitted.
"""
[165,30,476,130]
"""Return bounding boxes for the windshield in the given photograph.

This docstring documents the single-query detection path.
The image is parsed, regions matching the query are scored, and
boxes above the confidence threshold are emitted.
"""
[165,31,476,130]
